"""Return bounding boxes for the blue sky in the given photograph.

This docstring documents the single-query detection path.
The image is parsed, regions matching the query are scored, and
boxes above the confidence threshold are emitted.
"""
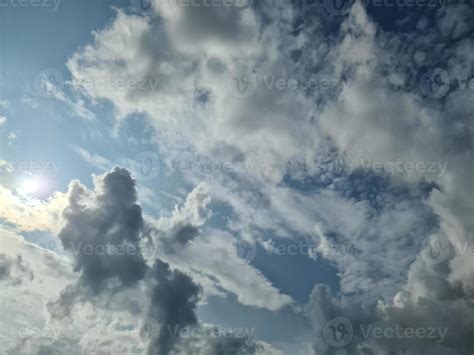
[0,0,473,354]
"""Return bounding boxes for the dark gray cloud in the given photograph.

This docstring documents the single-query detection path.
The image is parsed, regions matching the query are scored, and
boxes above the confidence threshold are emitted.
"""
[208,337,260,355]
[147,259,201,355]
[161,223,199,254]
[308,282,474,355]
[170,224,199,246]
[58,167,147,293]
[48,168,148,317]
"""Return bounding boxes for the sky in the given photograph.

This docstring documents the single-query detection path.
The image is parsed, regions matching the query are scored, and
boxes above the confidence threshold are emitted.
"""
[0,0,473,354]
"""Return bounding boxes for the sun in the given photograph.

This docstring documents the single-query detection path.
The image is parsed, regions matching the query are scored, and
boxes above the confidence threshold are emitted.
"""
[19,175,47,196]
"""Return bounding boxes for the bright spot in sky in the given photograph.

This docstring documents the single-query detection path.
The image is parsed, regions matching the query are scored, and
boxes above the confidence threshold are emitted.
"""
[19,175,48,196]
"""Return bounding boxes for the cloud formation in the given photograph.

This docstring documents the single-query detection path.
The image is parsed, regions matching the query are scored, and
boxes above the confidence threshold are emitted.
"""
[1,0,472,354]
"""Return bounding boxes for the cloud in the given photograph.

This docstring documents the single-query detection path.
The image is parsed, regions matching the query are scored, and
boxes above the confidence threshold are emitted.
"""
[0,228,77,354]
[172,323,270,355]
[0,185,68,234]
[39,168,271,354]
[150,181,211,253]
[48,168,148,316]
[67,5,323,183]
[301,3,474,354]
[147,183,293,311]
[12,1,471,353]
[72,145,115,172]
[0,115,6,126]
[307,278,474,355]
[0,254,33,285]
[146,259,201,355]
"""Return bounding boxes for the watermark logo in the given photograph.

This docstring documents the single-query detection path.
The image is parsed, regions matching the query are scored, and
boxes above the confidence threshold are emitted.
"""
[419,234,451,265]
[319,0,445,16]
[131,151,161,182]
[0,160,61,177]
[226,237,257,265]
[173,159,253,177]
[322,0,353,16]
[167,325,255,341]
[419,68,450,99]
[130,0,153,14]
[73,77,160,92]
[322,316,353,347]
[354,158,448,177]
[0,0,61,11]
[264,240,319,258]
[322,317,448,348]
[34,68,64,98]
[360,324,448,343]
[226,68,348,99]
[36,235,63,252]
[226,67,258,99]
[169,0,252,9]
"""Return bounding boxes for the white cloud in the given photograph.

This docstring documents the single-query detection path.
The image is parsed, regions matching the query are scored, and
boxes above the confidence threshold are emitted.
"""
[147,183,293,311]
[0,185,68,234]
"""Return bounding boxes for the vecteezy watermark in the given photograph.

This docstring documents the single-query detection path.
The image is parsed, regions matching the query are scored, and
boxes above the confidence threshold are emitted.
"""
[323,317,448,348]
[130,0,153,14]
[320,0,445,16]
[131,151,161,182]
[264,240,317,257]
[419,68,450,99]
[34,68,64,98]
[419,234,474,265]
[355,159,448,177]
[72,77,161,92]
[0,160,61,177]
[419,67,474,99]
[322,317,354,347]
[36,234,63,252]
[419,234,451,264]
[226,237,257,265]
[226,68,258,99]
[225,67,348,99]
[359,324,448,343]
[167,325,255,341]
[0,0,61,11]
[36,236,142,256]
[323,157,448,177]
[169,0,252,10]
[0,325,64,345]
[69,242,140,257]
[34,69,162,98]
[173,159,253,177]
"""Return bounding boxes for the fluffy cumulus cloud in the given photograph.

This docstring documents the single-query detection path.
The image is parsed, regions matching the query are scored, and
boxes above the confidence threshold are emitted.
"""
[15,168,268,354]
[47,168,148,317]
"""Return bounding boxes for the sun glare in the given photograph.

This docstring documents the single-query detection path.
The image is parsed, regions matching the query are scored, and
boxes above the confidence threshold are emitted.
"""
[20,175,47,196]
